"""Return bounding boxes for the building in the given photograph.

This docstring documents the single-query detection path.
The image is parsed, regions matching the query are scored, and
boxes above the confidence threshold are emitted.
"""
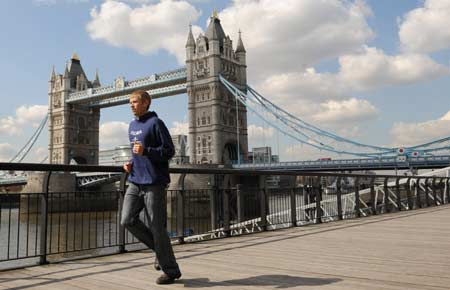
[171,135,189,165]
[99,145,131,166]
[249,146,279,164]
[99,135,189,166]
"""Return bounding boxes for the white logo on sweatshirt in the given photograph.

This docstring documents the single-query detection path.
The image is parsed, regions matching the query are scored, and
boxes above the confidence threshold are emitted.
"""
[130,130,142,136]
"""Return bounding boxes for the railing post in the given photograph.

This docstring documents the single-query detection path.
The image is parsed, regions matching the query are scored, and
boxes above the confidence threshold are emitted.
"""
[315,182,322,224]
[416,178,422,208]
[118,173,127,253]
[439,179,445,205]
[259,176,267,231]
[383,178,389,213]
[354,177,361,218]
[447,179,450,204]
[209,174,218,232]
[39,171,52,265]
[222,176,231,237]
[370,177,376,215]
[395,177,402,211]
[176,174,186,243]
[405,177,412,210]
[336,177,343,220]
[236,184,244,223]
[424,178,430,207]
[290,187,297,227]
[432,178,438,206]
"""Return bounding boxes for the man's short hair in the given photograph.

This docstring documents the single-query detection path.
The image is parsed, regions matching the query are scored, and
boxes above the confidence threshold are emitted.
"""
[130,90,151,110]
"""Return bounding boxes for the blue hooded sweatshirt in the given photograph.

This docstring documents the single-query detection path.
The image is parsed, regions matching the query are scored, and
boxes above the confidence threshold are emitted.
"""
[128,111,175,185]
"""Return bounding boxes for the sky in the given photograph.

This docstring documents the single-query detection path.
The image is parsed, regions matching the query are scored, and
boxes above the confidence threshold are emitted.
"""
[0,0,450,163]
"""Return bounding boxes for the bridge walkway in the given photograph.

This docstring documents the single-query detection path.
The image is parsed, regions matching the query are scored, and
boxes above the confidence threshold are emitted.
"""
[1,205,449,290]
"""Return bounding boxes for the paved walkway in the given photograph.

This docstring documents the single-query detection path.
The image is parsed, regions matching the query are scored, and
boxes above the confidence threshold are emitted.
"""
[1,204,450,290]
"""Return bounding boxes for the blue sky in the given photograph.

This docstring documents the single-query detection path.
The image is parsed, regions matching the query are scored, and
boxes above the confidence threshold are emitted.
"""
[0,0,449,162]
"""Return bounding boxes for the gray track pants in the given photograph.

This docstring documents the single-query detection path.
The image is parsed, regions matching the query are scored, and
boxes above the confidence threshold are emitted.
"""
[120,183,180,277]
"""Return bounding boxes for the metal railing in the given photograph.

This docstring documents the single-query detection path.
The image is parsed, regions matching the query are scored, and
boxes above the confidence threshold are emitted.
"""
[0,162,449,270]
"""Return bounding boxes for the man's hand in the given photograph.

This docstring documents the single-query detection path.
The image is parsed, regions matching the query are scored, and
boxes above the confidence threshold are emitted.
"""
[132,140,144,155]
[123,161,133,173]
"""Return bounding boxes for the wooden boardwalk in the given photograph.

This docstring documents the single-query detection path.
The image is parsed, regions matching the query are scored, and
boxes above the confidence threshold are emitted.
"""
[1,204,450,290]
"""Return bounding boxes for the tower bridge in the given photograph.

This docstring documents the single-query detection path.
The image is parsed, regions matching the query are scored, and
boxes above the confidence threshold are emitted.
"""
[48,14,247,166]
[5,12,443,168]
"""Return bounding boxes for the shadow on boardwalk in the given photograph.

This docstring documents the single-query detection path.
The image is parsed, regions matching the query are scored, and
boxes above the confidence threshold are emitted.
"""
[182,275,341,288]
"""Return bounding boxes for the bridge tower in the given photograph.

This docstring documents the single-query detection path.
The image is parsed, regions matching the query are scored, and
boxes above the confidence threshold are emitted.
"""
[48,54,101,164]
[186,13,248,164]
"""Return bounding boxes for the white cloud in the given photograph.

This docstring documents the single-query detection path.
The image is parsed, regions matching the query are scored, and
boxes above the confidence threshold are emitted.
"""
[169,121,188,135]
[312,98,378,124]
[16,105,48,126]
[219,0,374,80]
[0,117,19,135]
[0,143,15,162]
[399,0,450,53]
[0,105,47,136]
[258,47,449,105]
[86,0,202,64]
[390,110,450,147]
[247,124,274,142]
[99,121,129,149]
[338,47,450,90]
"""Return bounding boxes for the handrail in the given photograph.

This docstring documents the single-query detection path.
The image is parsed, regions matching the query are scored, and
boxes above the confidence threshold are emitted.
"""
[1,162,449,180]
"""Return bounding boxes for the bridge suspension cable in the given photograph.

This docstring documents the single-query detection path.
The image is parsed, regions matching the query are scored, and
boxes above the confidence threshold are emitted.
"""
[219,75,450,158]
[9,113,48,163]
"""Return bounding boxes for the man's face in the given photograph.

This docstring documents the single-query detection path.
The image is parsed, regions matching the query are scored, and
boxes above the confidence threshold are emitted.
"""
[129,96,149,117]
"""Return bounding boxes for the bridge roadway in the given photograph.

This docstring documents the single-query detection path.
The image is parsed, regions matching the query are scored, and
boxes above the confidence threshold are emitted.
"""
[1,204,449,290]
[234,155,450,171]
[1,155,449,187]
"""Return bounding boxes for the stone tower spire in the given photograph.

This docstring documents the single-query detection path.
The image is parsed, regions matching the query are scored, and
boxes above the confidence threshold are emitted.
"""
[235,30,247,86]
[186,24,195,48]
[92,68,101,87]
[236,30,246,53]
[50,65,56,81]
[63,62,69,78]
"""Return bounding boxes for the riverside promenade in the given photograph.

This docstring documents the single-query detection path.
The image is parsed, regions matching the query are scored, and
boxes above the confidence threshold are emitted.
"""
[1,204,449,290]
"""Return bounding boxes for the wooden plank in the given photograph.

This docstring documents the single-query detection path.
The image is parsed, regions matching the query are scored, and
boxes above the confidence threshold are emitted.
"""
[0,204,449,290]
